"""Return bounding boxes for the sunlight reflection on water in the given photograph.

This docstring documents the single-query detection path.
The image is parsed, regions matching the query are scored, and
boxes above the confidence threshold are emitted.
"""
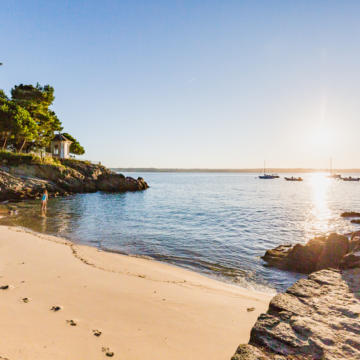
[305,174,332,236]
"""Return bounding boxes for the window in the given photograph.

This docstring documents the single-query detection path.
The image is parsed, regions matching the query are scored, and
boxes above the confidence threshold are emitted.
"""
[54,144,59,155]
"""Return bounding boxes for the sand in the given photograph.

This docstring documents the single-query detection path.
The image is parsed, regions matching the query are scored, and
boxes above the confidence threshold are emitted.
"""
[0,226,272,360]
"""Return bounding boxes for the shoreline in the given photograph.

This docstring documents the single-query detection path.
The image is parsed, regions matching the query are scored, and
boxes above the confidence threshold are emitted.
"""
[0,202,278,293]
[0,225,272,360]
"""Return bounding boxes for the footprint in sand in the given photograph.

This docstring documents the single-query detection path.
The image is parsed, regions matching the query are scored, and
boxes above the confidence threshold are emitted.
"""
[93,329,102,337]
[0,285,9,290]
[66,320,77,326]
[50,305,62,312]
[101,347,114,357]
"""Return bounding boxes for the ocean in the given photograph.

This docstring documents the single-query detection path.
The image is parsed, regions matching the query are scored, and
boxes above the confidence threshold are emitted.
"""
[2,172,360,292]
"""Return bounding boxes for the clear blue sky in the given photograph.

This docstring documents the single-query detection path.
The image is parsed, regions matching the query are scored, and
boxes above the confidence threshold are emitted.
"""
[1,0,360,168]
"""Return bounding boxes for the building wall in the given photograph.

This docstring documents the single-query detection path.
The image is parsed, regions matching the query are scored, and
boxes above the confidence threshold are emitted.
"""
[51,141,71,159]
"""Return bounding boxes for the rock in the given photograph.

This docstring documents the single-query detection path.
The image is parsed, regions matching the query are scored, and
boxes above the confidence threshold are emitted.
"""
[316,233,349,270]
[349,236,360,252]
[231,344,271,360]
[102,347,114,357]
[340,251,360,269]
[231,268,360,360]
[0,160,148,202]
[341,211,360,218]
[262,244,292,270]
[92,329,102,337]
[351,219,360,224]
[262,234,349,273]
[287,238,325,273]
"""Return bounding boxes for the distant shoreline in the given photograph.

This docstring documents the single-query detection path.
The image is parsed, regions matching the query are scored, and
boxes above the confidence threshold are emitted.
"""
[113,168,360,174]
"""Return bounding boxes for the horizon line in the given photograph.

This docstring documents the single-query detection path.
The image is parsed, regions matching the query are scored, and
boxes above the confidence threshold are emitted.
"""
[112,167,360,173]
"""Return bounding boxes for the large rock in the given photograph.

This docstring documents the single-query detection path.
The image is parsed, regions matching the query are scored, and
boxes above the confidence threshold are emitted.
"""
[231,268,360,360]
[0,160,148,201]
[316,233,349,270]
[262,234,349,273]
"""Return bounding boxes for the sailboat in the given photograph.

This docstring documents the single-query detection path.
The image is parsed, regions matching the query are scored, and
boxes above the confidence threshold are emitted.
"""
[327,157,341,179]
[259,161,279,179]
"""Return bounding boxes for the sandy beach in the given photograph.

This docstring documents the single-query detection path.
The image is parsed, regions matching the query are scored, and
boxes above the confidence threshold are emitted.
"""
[0,225,272,360]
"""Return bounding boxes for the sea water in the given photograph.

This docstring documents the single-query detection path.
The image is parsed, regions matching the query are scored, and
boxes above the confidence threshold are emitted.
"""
[2,172,360,292]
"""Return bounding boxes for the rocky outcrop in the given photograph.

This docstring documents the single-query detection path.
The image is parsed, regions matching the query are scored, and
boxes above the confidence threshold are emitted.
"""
[231,268,360,360]
[0,160,148,201]
[262,233,350,273]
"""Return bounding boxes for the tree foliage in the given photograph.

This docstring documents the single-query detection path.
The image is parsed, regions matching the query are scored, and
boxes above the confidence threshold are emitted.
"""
[11,84,62,148]
[0,96,38,151]
[0,83,84,155]
[62,133,85,155]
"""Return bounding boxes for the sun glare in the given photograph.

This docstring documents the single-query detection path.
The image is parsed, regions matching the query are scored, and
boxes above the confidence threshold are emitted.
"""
[305,174,332,236]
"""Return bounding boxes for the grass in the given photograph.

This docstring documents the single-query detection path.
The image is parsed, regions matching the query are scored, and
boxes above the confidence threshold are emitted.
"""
[0,150,62,166]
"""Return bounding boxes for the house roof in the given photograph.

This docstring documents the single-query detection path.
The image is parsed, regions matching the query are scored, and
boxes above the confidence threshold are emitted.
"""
[52,134,72,143]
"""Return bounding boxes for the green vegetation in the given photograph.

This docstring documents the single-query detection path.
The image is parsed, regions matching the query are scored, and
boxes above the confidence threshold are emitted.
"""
[0,83,84,155]
[62,132,85,155]
[0,150,62,166]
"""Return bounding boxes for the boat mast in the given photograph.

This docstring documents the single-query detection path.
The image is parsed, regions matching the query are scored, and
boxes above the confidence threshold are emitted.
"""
[330,157,333,175]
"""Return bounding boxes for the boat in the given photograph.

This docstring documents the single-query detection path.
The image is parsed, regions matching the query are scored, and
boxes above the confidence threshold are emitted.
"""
[259,174,279,179]
[285,176,303,181]
[342,176,360,182]
[327,157,342,179]
[259,161,279,179]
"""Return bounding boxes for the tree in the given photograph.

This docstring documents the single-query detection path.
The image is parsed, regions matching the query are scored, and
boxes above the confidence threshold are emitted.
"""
[0,90,7,100]
[11,83,62,149]
[0,97,15,149]
[0,97,38,151]
[62,133,85,155]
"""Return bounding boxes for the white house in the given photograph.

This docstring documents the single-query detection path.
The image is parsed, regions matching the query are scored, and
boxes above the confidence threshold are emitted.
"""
[51,134,72,159]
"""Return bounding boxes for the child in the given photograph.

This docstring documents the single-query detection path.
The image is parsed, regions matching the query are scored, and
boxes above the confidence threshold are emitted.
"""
[41,189,48,213]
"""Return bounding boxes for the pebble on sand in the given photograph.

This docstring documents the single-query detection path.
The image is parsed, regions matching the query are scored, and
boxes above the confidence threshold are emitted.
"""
[93,329,102,337]
[102,347,114,357]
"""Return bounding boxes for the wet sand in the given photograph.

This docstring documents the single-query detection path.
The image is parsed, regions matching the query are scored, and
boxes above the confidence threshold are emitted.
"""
[0,226,272,360]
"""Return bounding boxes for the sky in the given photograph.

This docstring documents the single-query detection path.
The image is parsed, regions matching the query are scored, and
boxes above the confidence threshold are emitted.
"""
[1,0,360,168]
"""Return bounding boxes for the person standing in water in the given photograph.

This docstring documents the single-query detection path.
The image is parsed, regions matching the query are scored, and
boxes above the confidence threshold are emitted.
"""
[41,189,48,213]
